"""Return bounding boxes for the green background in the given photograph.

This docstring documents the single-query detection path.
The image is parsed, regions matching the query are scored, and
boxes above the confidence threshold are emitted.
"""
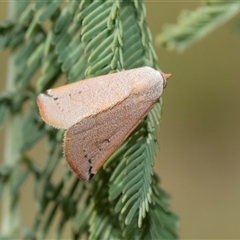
[1,1,240,239]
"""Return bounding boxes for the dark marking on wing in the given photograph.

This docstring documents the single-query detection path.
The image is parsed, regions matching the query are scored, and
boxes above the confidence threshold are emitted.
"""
[43,90,53,98]
[88,159,94,180]
[88,171,95,180]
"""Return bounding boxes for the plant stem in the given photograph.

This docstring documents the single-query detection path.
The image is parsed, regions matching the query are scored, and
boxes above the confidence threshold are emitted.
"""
[1,1,22,237]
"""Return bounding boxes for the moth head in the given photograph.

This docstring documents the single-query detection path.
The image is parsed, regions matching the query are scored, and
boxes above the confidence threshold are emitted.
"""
[161,73,171,89]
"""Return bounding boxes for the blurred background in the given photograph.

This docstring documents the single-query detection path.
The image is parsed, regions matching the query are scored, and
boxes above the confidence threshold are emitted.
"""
[1,1,240,239]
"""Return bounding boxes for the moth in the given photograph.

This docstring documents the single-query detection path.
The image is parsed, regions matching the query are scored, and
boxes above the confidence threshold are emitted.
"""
[37,66,171,180]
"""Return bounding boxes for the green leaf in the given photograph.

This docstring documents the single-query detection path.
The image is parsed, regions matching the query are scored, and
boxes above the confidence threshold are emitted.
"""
[156,2,240,51]
[37,0,63,23]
